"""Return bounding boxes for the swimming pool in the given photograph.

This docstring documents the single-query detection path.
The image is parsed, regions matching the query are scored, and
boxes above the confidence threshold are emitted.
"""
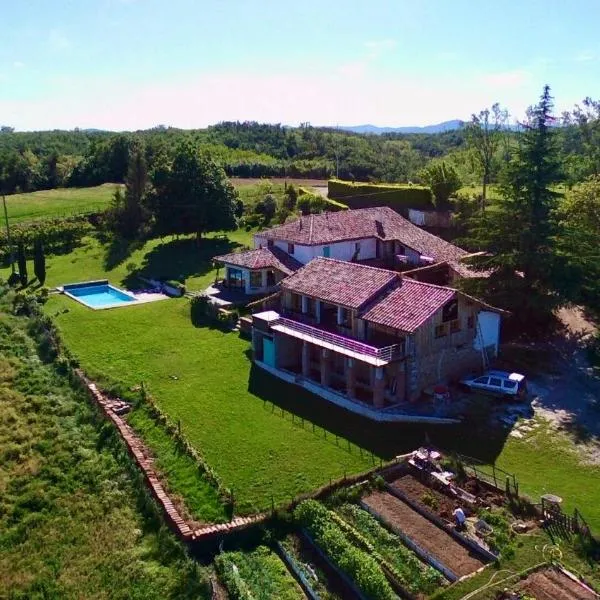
[62,280,138,309]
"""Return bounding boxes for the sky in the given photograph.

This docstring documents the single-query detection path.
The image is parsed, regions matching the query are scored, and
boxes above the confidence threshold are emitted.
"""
[1,0,600,131]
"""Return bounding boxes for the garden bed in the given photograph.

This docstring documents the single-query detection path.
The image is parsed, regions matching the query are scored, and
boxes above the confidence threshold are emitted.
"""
[215,545,306,600]
[389,473,466,524]
[280,534,354,600]
[362,491,486,579]
[335,503,445,598]
[512,566,598,600]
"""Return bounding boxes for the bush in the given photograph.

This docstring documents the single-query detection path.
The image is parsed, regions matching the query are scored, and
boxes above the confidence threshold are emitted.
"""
[164,280,186,295]
[190,294,211,325]
[328,179,434,212]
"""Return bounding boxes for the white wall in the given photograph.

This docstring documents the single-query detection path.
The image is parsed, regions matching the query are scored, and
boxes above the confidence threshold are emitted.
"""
[473,311,501,354]
[253,235,378,264]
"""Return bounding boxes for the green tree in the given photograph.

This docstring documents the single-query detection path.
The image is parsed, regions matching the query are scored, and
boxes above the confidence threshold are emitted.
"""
[254,194,277,223]
[33,238,46,285]
[555,176,600,311]
[17,242,28,287]
[282,184,298,211]
[562,97,600,177]
[153,142,239,242]
[467,86,562,323]
[465,103,508,209]
[418,160,461,206]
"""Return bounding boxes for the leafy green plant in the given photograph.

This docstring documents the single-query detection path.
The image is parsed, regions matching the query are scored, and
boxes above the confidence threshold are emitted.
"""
[295,500,395,600]
[421,490,440,511]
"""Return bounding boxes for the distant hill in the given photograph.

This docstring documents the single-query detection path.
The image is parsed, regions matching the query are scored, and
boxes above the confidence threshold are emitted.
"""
[339,120,464,135]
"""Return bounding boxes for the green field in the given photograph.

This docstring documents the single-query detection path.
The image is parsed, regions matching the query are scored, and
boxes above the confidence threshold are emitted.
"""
[3,221,600,527]
[0,287,209,599]
[45,293,373,514]
[1,184,120,225]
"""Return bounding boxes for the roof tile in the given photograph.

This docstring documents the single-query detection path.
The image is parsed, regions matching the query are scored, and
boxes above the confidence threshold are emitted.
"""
[281,258,398,309]
[214,246,302,275]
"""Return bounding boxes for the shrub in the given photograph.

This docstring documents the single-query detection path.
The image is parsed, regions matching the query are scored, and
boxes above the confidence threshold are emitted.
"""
[328,179,434,211]
[421,491,439,511]
[190,295,211,325]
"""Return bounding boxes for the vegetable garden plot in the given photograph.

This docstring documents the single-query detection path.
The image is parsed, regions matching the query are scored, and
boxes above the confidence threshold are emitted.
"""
[514,566,599,600]
[362,491,486,579]
[281,534,352,600]
[335,503,444,598]
[215,545,306,600]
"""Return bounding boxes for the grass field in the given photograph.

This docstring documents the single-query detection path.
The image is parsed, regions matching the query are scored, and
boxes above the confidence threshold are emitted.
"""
[1,184,120,225]
[45,294,374,514]
[0,288,209,599]
[4,229,600,526]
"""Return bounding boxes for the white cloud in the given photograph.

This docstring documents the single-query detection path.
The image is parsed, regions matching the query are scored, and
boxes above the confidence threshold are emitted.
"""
[0,68,545,131]
[13,61,25,69]
[574,51,595,62]
[437,51,459,62]
[49,29,70,49]
[364,39,397,59]
[480,69,530,88]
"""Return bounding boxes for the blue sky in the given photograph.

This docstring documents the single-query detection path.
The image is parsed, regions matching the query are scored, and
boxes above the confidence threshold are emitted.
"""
[2,0,599,130]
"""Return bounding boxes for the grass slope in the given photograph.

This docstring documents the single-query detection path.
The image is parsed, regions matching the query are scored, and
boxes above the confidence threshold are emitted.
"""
[46,295,373,513]
[1,184,119,225]
[0,291,209,599]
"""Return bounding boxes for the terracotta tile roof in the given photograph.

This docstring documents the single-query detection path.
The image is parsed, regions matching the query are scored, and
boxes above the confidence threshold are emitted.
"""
[259,207,474,271]
[360,278,456,333]
[281,258,399,309]
[213,247,302,275]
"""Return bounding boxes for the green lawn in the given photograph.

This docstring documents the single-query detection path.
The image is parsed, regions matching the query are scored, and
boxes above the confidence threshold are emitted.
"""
[6,231,600,527]
[0,229,255,292]
[1,184,120,225]
[0,288,210,599]
[46,294,373,514]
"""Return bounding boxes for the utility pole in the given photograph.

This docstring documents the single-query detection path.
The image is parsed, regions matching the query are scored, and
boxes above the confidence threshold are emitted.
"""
[2,194,15,274]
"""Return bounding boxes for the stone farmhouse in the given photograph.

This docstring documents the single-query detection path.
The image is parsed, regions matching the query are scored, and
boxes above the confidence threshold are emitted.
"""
[212,207,503,421]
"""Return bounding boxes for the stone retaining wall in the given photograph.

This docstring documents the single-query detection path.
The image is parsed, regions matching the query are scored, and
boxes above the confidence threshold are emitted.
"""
[76,370,265,542]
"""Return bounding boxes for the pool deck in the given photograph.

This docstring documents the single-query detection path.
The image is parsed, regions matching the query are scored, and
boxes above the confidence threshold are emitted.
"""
[58,283,169,310]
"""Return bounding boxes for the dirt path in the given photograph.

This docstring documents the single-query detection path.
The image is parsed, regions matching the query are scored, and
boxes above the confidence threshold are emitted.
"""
[363,491,485,578]
[518,567,599,600]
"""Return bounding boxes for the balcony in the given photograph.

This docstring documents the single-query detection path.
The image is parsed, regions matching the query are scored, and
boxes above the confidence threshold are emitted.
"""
[267,313,404,366]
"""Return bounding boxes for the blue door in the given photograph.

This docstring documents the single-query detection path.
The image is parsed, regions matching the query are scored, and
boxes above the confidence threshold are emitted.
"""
[263,337,275,367]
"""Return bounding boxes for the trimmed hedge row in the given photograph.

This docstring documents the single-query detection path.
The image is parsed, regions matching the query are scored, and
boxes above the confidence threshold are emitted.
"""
[298,186,348,212]
[328,179,434,211]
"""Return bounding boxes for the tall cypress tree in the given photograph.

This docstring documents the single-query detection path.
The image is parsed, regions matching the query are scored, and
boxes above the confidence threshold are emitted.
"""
[465,86,562,323]
[17,242,28,287]
[33,238,46,285]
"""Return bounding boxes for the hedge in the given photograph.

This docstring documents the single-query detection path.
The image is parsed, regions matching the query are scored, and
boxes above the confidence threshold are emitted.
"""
[298,187,348,212]
[328,179,434,211]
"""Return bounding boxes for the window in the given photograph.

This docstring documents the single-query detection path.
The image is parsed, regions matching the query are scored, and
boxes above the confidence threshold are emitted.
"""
[450,319,461,333]
[489,377,502,387]
[267,239,274,248]
[249,271,262,289]
[442,299,459,322]
[474,376,489,384]
[503,380,517,389]
[467,316,475,329]
[323,246,330,258]
[288,243,295,255]
[396,244,405,255]
[434,324,447,338]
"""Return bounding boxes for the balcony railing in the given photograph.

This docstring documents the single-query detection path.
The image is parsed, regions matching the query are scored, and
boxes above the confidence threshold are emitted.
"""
[273,316,404,363]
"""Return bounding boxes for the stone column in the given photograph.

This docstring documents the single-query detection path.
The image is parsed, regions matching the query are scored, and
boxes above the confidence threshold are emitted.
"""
[315,300,321,323]
[337,306,344,326]
[301,295,308,314]
[373,366,385,408]
[302,341,310,378]
[320,349,331,388]
[346,358,356,399]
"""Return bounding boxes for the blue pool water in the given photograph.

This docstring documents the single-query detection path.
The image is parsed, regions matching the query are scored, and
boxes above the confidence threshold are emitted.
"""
[64,282,137,308]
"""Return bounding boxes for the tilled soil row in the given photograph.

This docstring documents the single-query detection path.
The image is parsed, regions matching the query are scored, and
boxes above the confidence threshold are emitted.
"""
[518,568,599,600]
[363,491,485,578]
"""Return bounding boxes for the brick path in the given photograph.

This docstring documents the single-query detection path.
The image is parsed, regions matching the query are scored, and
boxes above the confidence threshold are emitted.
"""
[76,370,265,542]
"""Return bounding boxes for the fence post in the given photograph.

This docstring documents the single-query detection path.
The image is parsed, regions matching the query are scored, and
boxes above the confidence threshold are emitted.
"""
[492,464,498,488]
